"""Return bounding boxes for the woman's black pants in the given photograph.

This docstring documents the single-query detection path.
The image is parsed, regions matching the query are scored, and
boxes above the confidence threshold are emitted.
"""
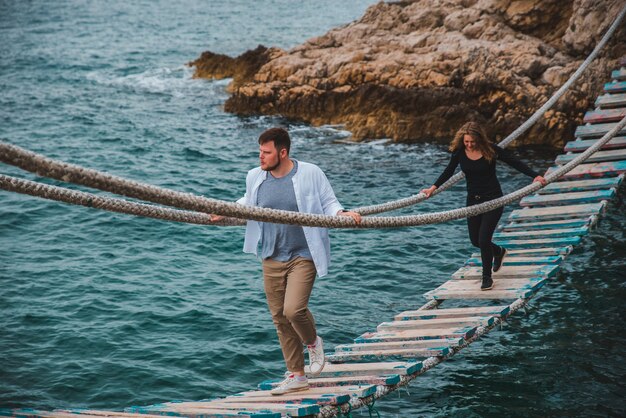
[467,194,504,278]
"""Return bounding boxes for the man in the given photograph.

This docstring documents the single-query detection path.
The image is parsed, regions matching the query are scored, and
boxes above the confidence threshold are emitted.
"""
[212,127,361,395]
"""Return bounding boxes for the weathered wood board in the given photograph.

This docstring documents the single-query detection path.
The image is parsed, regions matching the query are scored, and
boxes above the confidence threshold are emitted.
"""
[556,149,626,164]
[493,226,588,239]
[583,108,626,123]
[452,264,558,279]
[464,255,563,266]
[564,137,626,152]
[327,346,449,363]
[546,160,626,179]
[355,327,476,343]
[377,316,494,331]
[604,80,626,93]
[472,246,573,256]
[575,122,626,138]
[394,306,509,321]
[520,189,614,206]
[493,236,582,249]
[509,202,605,220]
[536,177,623,194]
[595,92,626,108]
[258,374,401,390]
[499,217,593,230]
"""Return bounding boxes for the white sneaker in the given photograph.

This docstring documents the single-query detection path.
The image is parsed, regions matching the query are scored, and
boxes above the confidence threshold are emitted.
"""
[270,373,309,396]
[306,335,325,377]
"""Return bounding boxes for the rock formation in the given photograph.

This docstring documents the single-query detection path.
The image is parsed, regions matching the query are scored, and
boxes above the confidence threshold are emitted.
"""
[189,0,626,146]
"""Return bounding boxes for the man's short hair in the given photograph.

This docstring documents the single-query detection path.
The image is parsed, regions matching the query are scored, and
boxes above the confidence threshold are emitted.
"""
[258,127,290,154]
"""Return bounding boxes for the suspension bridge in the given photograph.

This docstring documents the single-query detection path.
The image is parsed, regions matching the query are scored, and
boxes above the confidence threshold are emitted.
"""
[1,6,626,418]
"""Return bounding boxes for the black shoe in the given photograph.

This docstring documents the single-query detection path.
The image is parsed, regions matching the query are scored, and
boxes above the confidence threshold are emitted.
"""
[481,276,493,291]
[493,247,507,273]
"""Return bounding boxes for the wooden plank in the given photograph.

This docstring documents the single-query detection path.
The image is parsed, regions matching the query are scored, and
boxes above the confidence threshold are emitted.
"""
[556,149,626,164]
[335,338,464,352]
[327,346,449,362]
[425,278,547,300]
[258,374,401,390]
[464,255,563,266]
[430,278,546,290]
[604,80,626,93]
[595,92,626,108]
[493,226,589,239]
[130,402,319,418]
[499,217,592,230]
[474,246,572,257]
[583,108,626,123]
[545,160,626,179]
[306,361,423,378]
[564,137,626,152]
[575,122,626,138]
[509,202,605,220]
[394,306,510,321]
[536,177,623,193]
[377,316,493,332]
[612,68,626,80]
[493,236,582,249]
[355,327,477,343]
[234,385,377,400]
[63,411,197,418]
[452,264,558,279]
[6,411,161,418]
[520,189,614,206]
[220,393,350,406]
[502,247,574,256]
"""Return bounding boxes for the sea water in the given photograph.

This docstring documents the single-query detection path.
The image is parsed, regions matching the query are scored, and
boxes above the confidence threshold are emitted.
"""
[1,1,624,416]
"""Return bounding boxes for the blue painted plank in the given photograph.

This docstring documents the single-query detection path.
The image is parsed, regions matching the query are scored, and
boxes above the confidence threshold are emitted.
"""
[520,189,615,206]
[537,177,623,194]
[464,255,563,266]
[509,202,605,220]
[611,68,626,80]
[474,246,573,257]
[494,236,582,249]
[306,361,423,378]
[575,122,626,138]
[452,264,559,279]
[258,374,400,390]
[595,92,626,108]
[336,338,464,351]
[327,346,450,363]
[604,80,626,93]
[493,226,589,239]
[355,326,477,343]
[545,160,626,179]
[555,149,626,164]
[394,306,509,321]
[564,137,626,152]
[499,218,592,230]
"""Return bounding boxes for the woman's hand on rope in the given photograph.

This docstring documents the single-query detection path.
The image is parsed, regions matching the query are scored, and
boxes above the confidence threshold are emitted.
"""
[533,176,547,186]
[210,214,225,222]
[420,185,437,198]
[338,210,362,225]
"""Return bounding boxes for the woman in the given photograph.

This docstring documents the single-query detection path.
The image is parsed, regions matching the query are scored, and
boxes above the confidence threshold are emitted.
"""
[421,122,546,291]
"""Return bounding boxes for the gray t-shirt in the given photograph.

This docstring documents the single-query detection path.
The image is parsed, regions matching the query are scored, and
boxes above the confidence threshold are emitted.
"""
[257,160,312,261]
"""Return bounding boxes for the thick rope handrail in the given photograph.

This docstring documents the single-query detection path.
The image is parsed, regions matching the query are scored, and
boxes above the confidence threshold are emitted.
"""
[353,2,626,216]
[2,113,624,229]
[0,175,242,226]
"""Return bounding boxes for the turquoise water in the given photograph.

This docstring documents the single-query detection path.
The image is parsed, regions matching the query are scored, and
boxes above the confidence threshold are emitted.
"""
[1,2,625,417]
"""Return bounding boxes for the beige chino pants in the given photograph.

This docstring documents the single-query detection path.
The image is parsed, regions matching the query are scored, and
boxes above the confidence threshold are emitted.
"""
[262,257,317,372]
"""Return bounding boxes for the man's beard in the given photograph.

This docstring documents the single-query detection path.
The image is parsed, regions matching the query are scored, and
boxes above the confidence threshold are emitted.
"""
[263,157,281,172]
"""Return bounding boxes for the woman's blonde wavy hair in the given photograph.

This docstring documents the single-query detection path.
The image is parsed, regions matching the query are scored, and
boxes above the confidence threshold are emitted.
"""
[449,121,496,162]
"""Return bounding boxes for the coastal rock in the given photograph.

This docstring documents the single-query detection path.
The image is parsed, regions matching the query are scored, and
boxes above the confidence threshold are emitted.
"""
[191,0,626,146]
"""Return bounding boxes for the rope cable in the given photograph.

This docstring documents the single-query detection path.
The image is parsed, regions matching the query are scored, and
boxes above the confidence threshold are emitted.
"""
[2,112,624,228]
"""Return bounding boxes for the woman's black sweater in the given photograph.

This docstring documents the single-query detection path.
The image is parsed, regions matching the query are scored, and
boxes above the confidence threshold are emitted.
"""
[433,144,540,198]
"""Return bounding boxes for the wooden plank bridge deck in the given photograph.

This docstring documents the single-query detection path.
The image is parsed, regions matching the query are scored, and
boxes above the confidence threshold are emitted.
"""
[5,64,626,418]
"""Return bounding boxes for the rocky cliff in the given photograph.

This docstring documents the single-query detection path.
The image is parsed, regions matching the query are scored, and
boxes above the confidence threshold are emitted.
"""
[190,0,626,146]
